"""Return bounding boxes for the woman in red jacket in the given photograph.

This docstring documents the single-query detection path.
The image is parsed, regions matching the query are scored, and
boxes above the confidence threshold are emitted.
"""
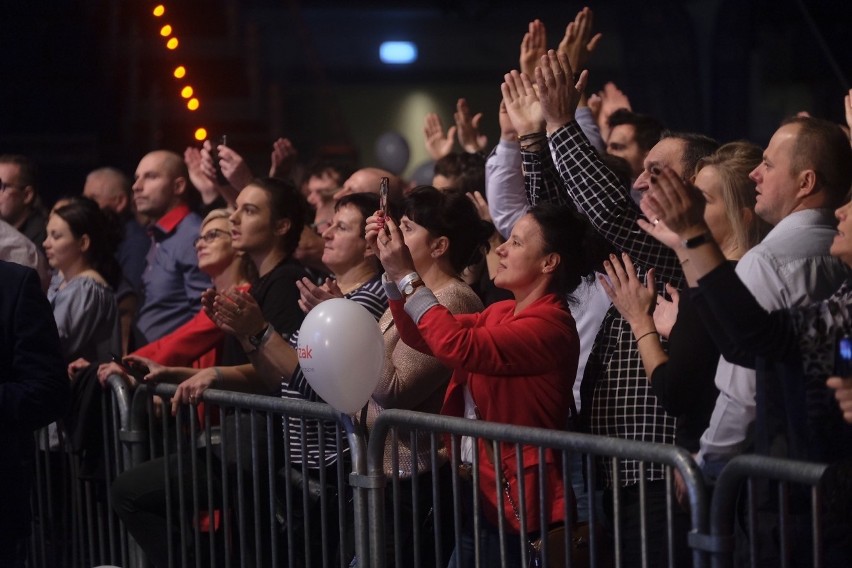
[368,201,595,567]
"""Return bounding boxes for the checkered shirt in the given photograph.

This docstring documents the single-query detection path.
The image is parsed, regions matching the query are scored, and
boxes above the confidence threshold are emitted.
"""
[522,121,685,487]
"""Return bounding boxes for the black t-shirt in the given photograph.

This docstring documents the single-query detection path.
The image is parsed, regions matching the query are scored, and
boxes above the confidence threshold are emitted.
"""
[223,257,310,367]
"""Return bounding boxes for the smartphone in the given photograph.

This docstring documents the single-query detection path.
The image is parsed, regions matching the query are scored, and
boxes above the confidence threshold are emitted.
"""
[834,334,852,376]
[379,176,389,218]
[111,353,150,382]
[213,134,228,185]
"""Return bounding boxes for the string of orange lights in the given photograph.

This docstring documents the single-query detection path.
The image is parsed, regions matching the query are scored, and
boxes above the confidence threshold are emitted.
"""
[152,4,208,141]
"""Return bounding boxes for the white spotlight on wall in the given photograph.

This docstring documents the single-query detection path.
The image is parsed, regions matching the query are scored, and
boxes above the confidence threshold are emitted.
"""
[379,41,418,64]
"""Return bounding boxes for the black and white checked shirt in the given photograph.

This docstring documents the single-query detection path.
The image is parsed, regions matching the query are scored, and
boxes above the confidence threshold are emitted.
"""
[522,121,685,487]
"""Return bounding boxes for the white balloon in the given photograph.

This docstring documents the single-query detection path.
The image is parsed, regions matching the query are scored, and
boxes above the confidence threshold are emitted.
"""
[297,298,384,414]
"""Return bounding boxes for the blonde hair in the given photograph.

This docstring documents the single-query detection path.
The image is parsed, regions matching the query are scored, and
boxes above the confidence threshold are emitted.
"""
[696,141,771,252]
[200,208,258,282]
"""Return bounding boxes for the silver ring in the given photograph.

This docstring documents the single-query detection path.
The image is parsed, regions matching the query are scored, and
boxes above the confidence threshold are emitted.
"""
[653,218,660,226]
[189,395,197,404]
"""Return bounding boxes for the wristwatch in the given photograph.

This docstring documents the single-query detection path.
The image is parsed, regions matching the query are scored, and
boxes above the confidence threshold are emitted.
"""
[682,232,713,249]
[247,324,275,352]
[397,272,425,300]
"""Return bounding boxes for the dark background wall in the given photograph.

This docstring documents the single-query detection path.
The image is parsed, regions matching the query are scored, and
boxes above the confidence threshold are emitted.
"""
[0,0,849,205]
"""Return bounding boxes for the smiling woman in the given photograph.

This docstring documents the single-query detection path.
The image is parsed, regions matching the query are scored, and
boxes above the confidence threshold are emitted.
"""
[369,199,595,566]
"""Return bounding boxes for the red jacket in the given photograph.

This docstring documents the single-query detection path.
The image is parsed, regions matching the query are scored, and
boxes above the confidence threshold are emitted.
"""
[391,292,578,532]
[133,284,251,368]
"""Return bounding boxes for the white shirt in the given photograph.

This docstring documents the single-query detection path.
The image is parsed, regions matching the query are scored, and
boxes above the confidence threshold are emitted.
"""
[0,218,49,289]
[698,208,851,474]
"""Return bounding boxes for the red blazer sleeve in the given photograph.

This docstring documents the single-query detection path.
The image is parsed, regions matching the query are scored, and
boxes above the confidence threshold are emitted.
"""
[133,309,223,367]
[388,298,435,357]
[416,298,576,376]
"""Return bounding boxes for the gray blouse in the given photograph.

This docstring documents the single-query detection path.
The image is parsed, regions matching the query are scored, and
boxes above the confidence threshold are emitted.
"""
[48,274,121,363]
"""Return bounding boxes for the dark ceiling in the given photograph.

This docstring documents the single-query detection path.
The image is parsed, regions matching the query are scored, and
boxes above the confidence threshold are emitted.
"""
[0,0,849,202]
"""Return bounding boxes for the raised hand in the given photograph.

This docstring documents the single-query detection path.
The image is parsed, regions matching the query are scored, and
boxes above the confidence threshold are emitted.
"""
[637,207,682,252]
[596,82,632,139]
[375,217,417,283]
[557,7,603,74]
[653,283,680,339]
[599,253,656,333]
[466,191,493,223]
[454,98,488,154]
[217,145,254,191]
[519,19,547,79]
[270,137,298,178]
[423,113,456,160]
[535,50,588,134]
[498,100,518,142]
[642,166,707,236]
[185,146,218,203]
[501,70,545,136]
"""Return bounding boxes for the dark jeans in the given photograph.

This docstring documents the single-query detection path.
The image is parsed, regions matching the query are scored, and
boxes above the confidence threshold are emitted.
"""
[603,480,690,568]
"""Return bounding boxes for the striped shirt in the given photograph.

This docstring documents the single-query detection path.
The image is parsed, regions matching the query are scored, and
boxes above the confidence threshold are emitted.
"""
[280,275,388,468]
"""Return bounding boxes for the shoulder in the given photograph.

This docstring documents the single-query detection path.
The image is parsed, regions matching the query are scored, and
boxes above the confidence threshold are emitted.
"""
[0,259,34,287]
[434,280,484,314]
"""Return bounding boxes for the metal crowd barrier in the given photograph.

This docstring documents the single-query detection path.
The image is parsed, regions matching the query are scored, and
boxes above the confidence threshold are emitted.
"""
[363,409,709,568]
[28,374,135,568]
[708,454,830,568]
[28,373,838,568]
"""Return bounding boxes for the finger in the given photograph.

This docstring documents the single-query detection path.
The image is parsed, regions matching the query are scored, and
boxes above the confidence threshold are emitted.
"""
[519,72,537,97]
[666,283,680,302]
[534,64,548,98]
[554,49,572,78]
[602,257,623,288]
[598,273,617,301]
[645,267,657,296]
[538,53,555,87]
[500,82,514,105]
[384,216,401,240]
[620,253,637,282]
[503,73,519,101]
[636,217,656,236]
[606,253,630,285]
[446,125,458,143]
[587,33,603,52]
[575,69,589,95]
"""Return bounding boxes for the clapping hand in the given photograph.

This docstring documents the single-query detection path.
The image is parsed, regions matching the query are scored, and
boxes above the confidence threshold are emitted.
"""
[535,50,589,135]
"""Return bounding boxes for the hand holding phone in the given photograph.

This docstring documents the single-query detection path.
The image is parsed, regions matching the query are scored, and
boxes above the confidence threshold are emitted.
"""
[834,334,852,376]
[111,353,150,382]
[379,176,389,218]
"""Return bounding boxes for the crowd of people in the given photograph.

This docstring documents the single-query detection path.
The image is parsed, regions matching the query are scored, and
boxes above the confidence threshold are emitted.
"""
[2,5,852,567]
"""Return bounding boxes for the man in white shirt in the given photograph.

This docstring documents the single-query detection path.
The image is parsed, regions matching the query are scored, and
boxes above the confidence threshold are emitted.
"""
[699,116,852,477]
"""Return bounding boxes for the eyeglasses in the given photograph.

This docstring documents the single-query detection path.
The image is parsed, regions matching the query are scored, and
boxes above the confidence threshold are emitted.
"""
[193,228,230,247]
[0,179,23,192]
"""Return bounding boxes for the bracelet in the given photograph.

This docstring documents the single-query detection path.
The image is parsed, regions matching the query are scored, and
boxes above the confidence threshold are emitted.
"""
[517,131,546,142]
[213,367,224,386]
[520,142,547,153]
[635,330,659,344]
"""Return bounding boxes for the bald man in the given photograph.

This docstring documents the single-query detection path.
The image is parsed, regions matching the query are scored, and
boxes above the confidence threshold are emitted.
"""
[131,151,210,347]
[333,167,405,203]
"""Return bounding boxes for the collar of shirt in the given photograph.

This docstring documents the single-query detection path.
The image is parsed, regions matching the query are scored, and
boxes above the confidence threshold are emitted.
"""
[762,207,837,243]
[150,204,192,239]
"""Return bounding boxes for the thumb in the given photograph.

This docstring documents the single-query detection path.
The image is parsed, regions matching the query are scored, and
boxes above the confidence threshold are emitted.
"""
[447,125,457,141]
[472,112,484,129]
